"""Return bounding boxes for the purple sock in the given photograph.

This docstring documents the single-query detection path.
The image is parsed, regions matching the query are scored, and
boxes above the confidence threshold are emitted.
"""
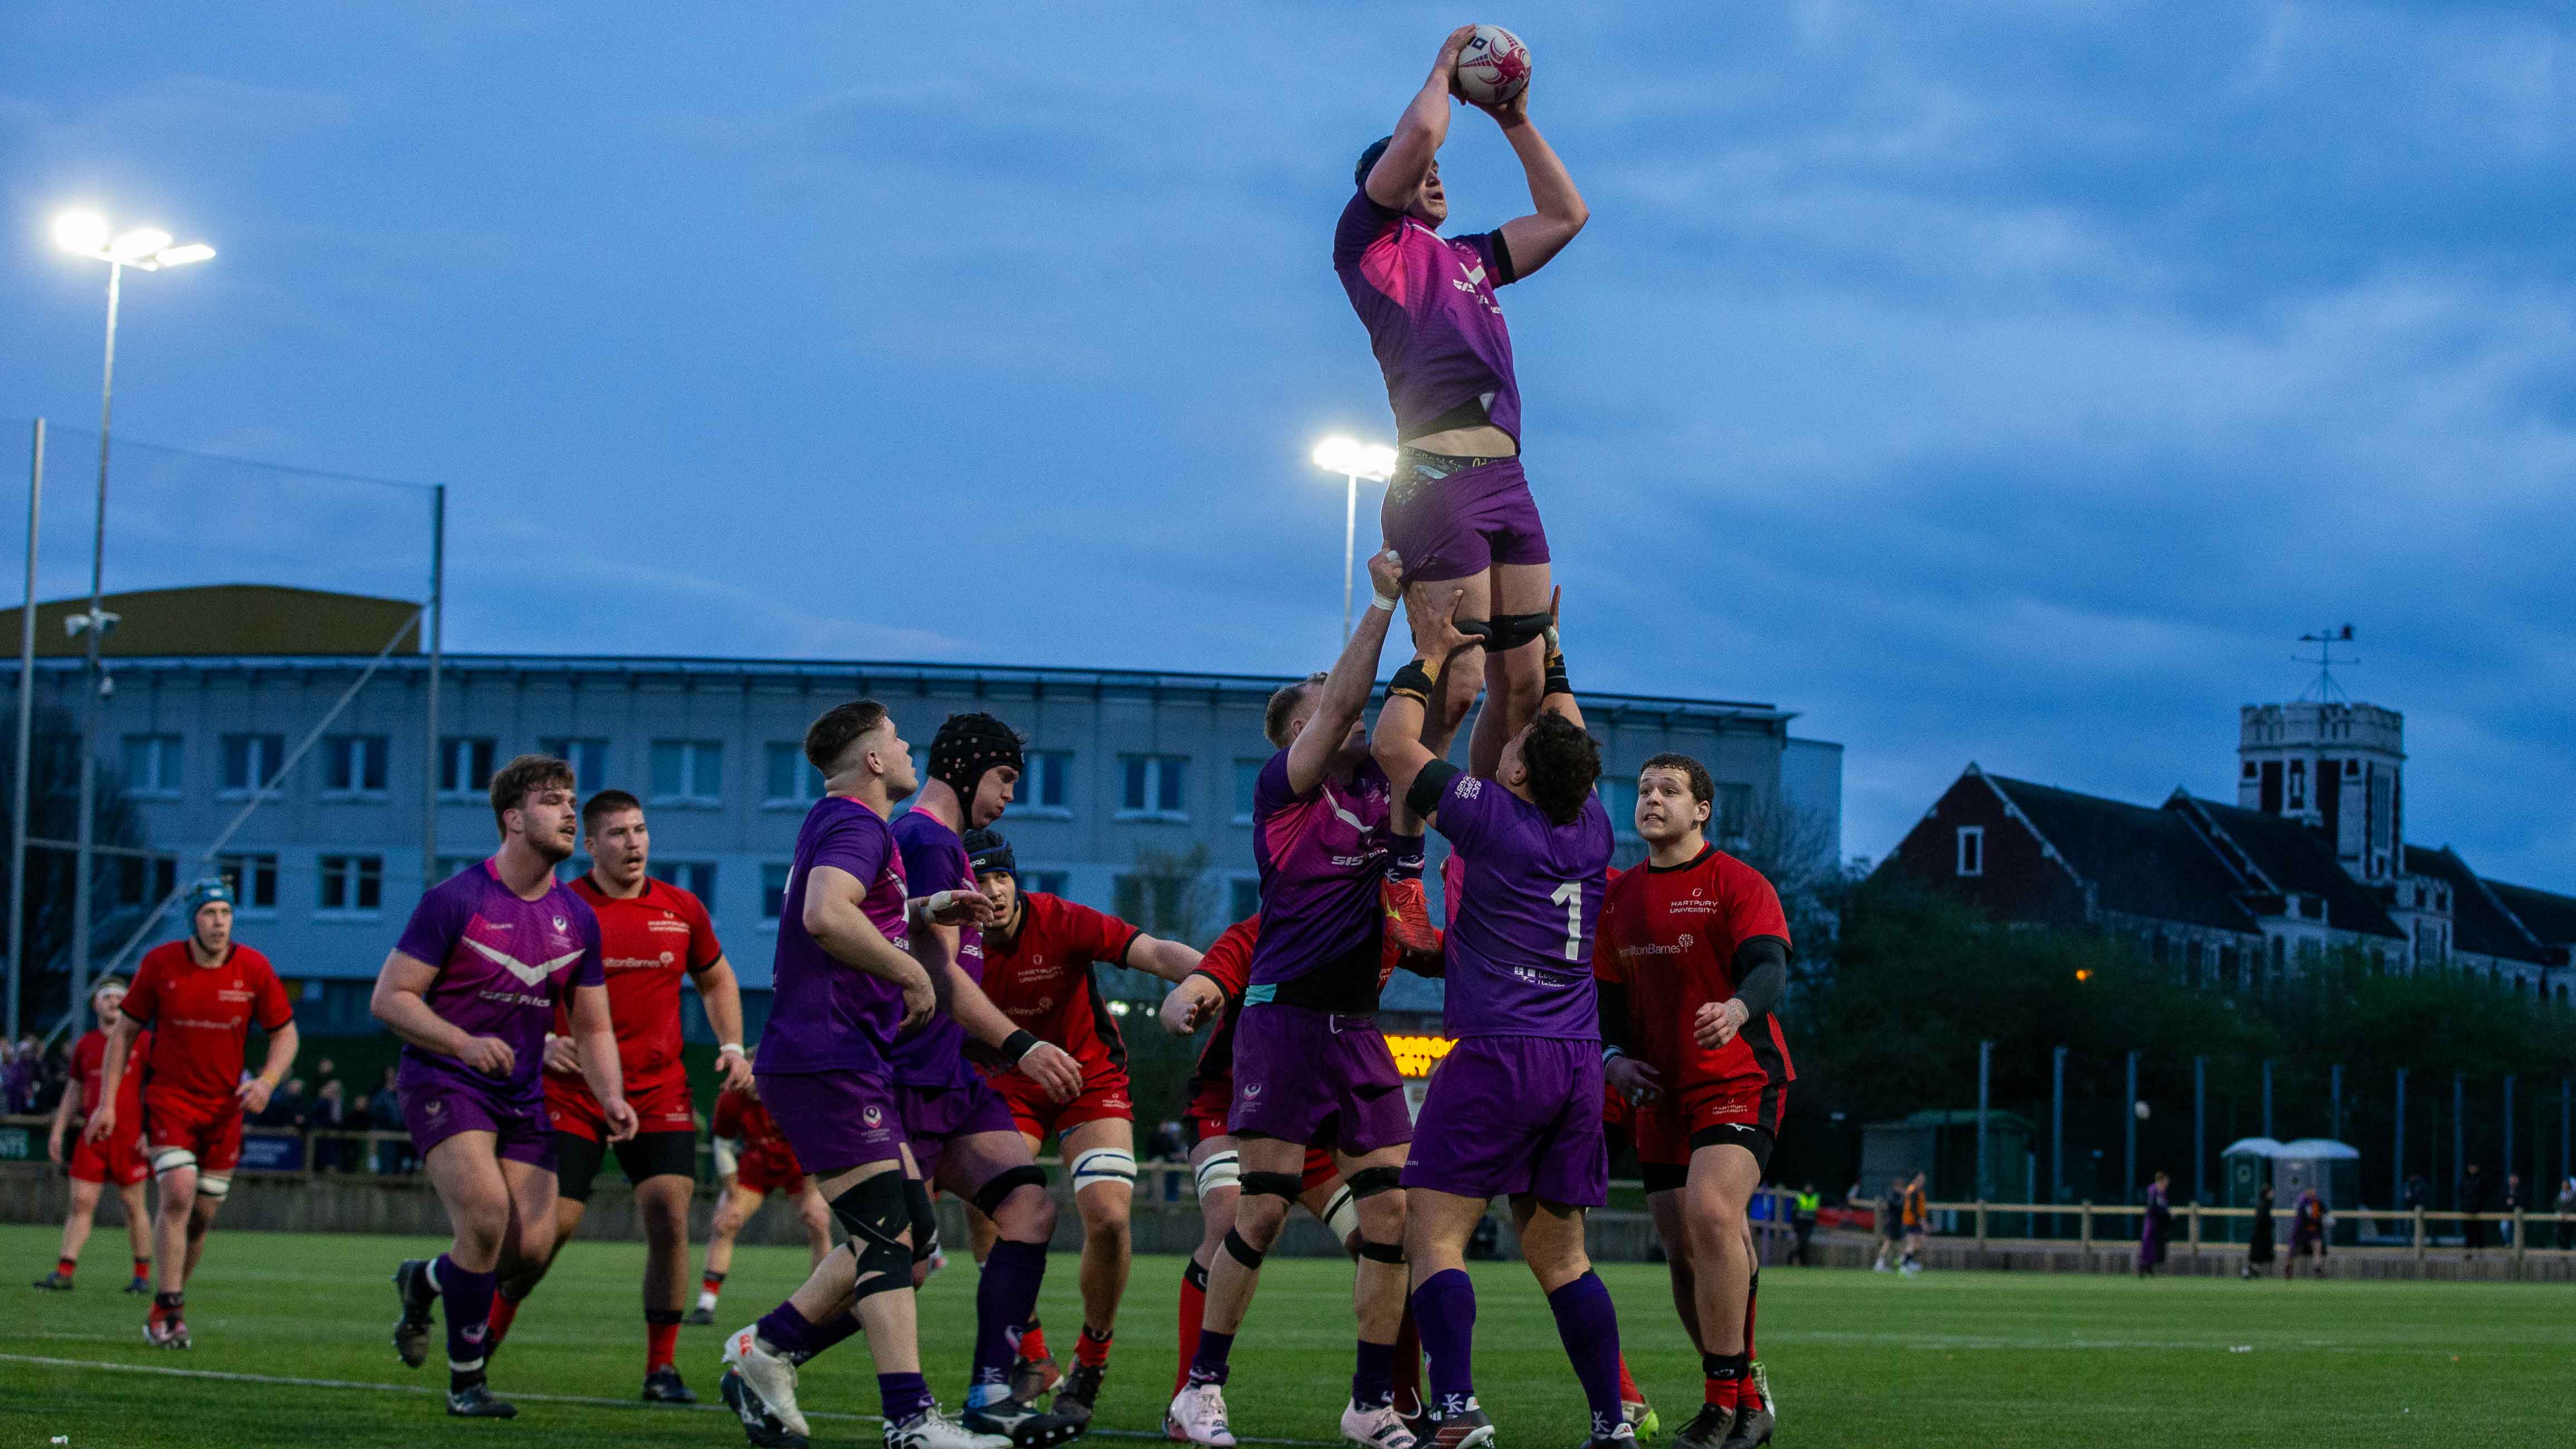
[1188,1328,1235,1386]
[1353,1338,1397,1409]
[879,1370,935,1426]
[433,1253,496,1390]
[756,1302,817,1363]
[1546,1271,1624,1439]
[976,1239,1050,1389]
[1411,1268,1478,1414]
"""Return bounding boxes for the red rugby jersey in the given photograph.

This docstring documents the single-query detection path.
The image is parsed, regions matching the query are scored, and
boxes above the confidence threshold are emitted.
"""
[72,1026,149,1122]
[712,1083,803,1183]
[979,891,1142,1070]
[1594,845,1793,1094]
[1186,916,1260,1095]
[550,875,724,1093]
[122,942,292,1103]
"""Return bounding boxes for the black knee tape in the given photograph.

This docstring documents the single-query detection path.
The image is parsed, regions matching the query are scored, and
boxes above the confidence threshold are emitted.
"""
[1221,1227,1267,1270]
[905,1179,938,1265]
[646,1307,683,1326]
[1488,612,1553,650]
[971,1164,1049,1218]
[1183,1257,1210,1291]
[1357,1239,1406,1265]
[828,1173,916,1302]
[1344,1165,1402,1200]
[1238,1170,1302,1202]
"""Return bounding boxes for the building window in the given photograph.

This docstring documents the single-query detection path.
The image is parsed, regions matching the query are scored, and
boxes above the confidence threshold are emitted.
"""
[322,735,390,796]
[652,740,724,805]
[1119,755,1187,820]
[1229,876,1260,923]
[2241,761,2257,779]
[1022,870,1070,898]
[1955,826,1984,877]
[439,737,497,799]
[760,862,790,923]
[121,734,183,798]
[221,733,286,798]
[115,854,177,908]
[1021,751,1072,815]
[764,742,824,806]
[537,737,609,790]
[651,859,717,902]
[318,855,384,915]
[1715,783,1753,845]
[215,852,280,912]
[1233,758,1265,825]
[2287,759,2306,810]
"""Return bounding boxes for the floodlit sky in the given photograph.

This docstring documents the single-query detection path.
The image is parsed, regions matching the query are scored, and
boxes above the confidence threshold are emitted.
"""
[4,2,2572,886]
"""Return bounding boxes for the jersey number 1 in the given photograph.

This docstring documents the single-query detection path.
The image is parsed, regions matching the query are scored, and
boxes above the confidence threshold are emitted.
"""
[1550,882,1583,961]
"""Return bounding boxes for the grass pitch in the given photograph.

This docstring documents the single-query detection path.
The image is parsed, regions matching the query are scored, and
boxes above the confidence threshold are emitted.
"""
[3,1222,2564,1448]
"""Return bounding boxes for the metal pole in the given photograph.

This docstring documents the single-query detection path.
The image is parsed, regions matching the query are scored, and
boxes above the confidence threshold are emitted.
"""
[2262,1058,2273,1138]
[421,484,444,893]
[2394,1067,2407,1204]
[2502,1074,2515,1185]
[2331,1062,2343,1141]
[71,261,122,1012]
[2562,1078,2569,1193]
[1340,472,1357,645]
[6,419,42,1040]
[2194,1056,2206,1205]
[2452,1072,2465,1205]
[2050,1044,2066,1204]
[1976,1038,1991,1200]
[2125,1049,2139,1202]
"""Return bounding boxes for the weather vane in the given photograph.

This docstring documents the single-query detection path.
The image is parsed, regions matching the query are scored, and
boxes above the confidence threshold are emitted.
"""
[2297,624,2357,702]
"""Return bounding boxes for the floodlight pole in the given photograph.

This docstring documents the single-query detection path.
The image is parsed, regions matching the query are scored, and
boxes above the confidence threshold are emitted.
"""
[2050,1045,2066,1204]
[421,483,444,893]
[1975,1039,1992,1201]
[2394,1067,2408,1204]
[70,260,124,1012]
[2193,1056,2206,1205]
[2124,1050,2139,1203]
[7,419,43,1040]
[1341,471,1359,644]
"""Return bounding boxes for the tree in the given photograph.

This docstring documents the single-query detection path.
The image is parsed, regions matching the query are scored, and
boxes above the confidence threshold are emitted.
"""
[1117,843,1217,948]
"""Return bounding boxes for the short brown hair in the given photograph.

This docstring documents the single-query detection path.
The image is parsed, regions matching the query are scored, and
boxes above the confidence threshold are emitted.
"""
[489,753,576,835]
[1264,673,1328,749]
[806,699,891,775]
[1639,752,1714,806]
[582,788,643,832]
[1521,713,1603,826]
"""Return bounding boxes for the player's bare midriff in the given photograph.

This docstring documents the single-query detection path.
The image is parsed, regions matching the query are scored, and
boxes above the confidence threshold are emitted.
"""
[1405,422,1517,459]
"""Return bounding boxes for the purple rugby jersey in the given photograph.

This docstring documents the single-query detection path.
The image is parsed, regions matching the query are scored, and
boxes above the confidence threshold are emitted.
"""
[393,859,605,1101]
[1333,188,1522,444]
[1429,771,1613,1039]
[756,795,914,1077]
[888,808,986,1088]
[1245,750,1394,1010]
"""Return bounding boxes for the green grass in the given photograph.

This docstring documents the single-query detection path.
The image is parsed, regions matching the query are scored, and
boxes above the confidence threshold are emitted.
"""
[2,1222,2565,1447]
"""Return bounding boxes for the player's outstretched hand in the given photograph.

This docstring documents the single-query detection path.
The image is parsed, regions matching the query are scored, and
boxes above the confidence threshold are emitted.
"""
[1160,975,1224,1036]
[458,1034,517,1078]
[1605,1054,1663,1105]
[1694,999,1748,1051]
[1016,1040,1084,1103]
[924,889,1000,928]
[601,1096,640,1143]
[81,1103,115,1144]
[1418,587,1482,665]
[715,1047,755,1093]
[1472,74,1531,127]
[1435,25,1477,94]
[1367,547,1406,602]
[542,1032,583,1076]
[235,1075,275,1115]
[47,1126,66,1164]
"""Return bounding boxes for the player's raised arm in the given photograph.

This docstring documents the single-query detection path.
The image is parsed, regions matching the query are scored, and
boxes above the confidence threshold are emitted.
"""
[371,950,516,1077]
[1482,81,1588,279]
[1375,584,1479,828]
[1366,25,1478,208]
[564,981,635,1141]
[803,863,938,1031]
[1285,548,1408,796]
[1536,586,1584,731]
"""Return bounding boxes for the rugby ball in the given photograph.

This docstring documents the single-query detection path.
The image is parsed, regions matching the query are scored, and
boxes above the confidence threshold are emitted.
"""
[1455,25,1532,108]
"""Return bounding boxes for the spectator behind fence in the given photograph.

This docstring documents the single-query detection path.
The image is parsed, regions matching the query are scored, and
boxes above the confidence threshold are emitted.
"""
[2463,1162,2490,1251]
[367,1066,409,1175]
[2242,1183,2275,1280]
[2501,1173,2522,1246]
[2403,1174,2428,1213]
[257,1076,309,1131]
[311,1079,348,1173]
[3,1035,37,1112]
[2556,1176,2576,1251]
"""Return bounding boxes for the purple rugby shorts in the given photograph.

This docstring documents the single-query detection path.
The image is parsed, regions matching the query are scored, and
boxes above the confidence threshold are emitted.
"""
[758,1068,909,1177]
[1402,1035,1607,1207]
[1380,453,1550,584]
[1227,1003,1414,1155]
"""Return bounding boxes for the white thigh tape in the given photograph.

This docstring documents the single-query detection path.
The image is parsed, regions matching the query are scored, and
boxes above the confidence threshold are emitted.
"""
[1194,1150,1241,1196]
[1071,1147,1138,1193]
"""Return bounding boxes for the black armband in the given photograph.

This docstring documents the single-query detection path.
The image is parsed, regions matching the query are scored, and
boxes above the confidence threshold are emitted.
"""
[1000,1029,1042,1065]
[1730,936,1791,1020]
[1389,659,1437,705]
[1489,230,1519,286]
[1542,656,1571,699]
[1407,760,1463,821]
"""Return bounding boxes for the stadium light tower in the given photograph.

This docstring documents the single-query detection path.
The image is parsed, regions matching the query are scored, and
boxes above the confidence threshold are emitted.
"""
[1309,436,1396,642]
[52,208,215,1009]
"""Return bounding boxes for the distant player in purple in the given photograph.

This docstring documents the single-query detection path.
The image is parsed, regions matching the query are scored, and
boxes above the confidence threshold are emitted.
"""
[718,699,1054,1449]
[1374,589,1628,1449]
[1171,550,1422,1449]
[372,753,630,1419]
[1341,25,1590,782]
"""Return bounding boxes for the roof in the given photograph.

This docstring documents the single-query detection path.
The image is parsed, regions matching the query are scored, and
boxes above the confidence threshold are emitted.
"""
[1866,1108,2037,1132]
[0,584,423,658]
[2185,799,2403,938]
[2485,878,2576,951]
[1981,775,2259,933]
[2219,1137,2286,1157]
[2403,845,2551,964]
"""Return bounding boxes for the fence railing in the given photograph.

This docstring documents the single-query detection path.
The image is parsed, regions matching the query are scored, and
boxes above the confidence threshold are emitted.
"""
[1891,1197,2576,1260]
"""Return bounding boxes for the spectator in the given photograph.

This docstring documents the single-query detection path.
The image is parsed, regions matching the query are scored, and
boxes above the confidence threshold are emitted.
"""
[256,1076,309,1130]
[311,1078,348,1173]
[367,1066,409,1175]
[2402,1174,2428,1212]
[2502,1172,2523,1246]
[2137,1170,2173,1277]
[2555,1176,2576,1251]
[1872,1175,1905,1272]
[2242,1183,2275,1280]
[2463,1162,2490,1251]
[1,1036,36,1112]
[1789,1184,1820,1266]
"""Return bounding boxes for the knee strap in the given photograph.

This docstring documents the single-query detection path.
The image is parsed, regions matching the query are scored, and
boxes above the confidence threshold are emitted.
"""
[1221,1227,1267,1270]
[1238,1170,1302,1202]
[1071,1147,1137,1194]
[151,1147,198,1178]
[827,1172,917,1301]
[1488,611,1553,650]
[971,1164,1049,1218]
[1194,1150,1241,1197]
[195,1173,231,1200]
[1344,1165,1403,1200]
[1357,1239,1406,1265]
[1324,1185,1361,1243]
[905,1179,939,1265]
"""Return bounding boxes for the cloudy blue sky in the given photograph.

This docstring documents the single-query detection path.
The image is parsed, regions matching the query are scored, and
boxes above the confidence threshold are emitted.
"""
[4,2,2572,886]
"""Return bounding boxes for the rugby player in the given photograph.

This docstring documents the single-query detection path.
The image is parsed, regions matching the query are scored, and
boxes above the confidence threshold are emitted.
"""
[374,755,632,1418]
[690,1074,834,1325]
[1597,755,1794,1449]
[963,826,1205,1426]
[482,789,754,1405]
[1170,548,1418,1449]
[716,699,1075,1449]
[1372,589,1630,1449]
[34,976,152,1295]
[1340,25,1589,779]
[91,877,298,1349]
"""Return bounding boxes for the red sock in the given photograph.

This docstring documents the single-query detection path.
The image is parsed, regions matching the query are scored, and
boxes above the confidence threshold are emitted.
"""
[647,1316,680,1373]
[1617,1354,1641,1405]
[701,1271,725,1296]
[1175,1261,1208,1398]
[1392,1302,1422,1416]
[1018,1320,1050,1363]
[56,1257,76,1280]
[487,1293,521,1348]
[1076,1325,1113,1368]
[133,1257,151,1280]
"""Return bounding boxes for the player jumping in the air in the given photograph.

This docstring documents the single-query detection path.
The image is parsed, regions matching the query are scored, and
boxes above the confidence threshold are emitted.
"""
[690,1074,835,1326]
[1170,548,1421,1449]
[719,699,1073,1449]
[480,789,754,1405]
[373,755,633,1418]
[963,825,1205,1427]
[886,712,1092,1447]
[34,976,152,1295]
[91,877,298,1349]
[1340,25,1589,779]
[1373,588,1631,1449]
[1596,756,1795,1449]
